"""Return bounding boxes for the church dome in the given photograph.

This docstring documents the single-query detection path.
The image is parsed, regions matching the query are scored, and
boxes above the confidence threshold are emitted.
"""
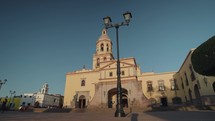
[98,29,111,41]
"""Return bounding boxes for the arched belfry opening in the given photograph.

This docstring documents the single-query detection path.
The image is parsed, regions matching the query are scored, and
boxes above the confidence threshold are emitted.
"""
[100,43,104,52]
[107,44,109,52]
[108,88,128,108]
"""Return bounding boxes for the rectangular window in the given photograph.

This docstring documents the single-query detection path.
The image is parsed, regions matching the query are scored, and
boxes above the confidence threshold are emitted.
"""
[81,80,85,86]
[170,79,179,90]
[189,65,196,81]
[109,72,113,77]
[158,80,165,91]
[185,72,189,86]
[182,82,184,89]
[121,71,125,76]
[147,81,153,92]
[180,77,184,89]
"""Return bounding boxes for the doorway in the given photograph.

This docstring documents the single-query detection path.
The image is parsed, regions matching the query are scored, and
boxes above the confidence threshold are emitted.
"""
[78,95,86,108]
[108,88,128,108]
[122,94,128,108]
[160,97,168,106]
[194,84,201,105]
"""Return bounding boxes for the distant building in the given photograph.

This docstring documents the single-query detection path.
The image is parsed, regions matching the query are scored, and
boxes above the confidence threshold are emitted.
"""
[20,93,36,107]
[64,29,215,109]
[20,83,63,108]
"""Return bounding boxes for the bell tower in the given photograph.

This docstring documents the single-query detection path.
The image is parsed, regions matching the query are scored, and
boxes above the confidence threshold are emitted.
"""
[93,29,114,69]
[40,83,49,94]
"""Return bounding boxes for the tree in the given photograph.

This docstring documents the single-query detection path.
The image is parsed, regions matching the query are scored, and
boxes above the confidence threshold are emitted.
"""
[191,36,215,76]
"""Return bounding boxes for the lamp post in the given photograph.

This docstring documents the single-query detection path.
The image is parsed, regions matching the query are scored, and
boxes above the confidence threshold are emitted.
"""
[103,11,132,117]
[8,90,16,110]
[0,79,7,90]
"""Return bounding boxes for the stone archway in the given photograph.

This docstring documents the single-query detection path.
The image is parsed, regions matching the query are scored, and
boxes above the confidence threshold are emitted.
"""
[108,88,128,108]
[79,95,86,108]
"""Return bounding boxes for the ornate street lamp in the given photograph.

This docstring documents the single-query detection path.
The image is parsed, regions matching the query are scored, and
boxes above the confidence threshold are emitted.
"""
[103,11,132,117]
[0,79,7,90]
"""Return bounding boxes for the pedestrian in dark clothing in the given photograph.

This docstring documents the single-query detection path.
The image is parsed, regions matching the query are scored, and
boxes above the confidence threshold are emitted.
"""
[1,99,7,113]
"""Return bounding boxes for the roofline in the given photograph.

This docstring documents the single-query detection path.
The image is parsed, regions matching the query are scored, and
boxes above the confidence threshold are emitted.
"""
[178,48,195,72]
[66,69,99,75]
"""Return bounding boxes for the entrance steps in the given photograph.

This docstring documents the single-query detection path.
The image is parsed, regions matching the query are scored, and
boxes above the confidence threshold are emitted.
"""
[79,107,132,113]
[33,108,72,113]
[34,108,47,112]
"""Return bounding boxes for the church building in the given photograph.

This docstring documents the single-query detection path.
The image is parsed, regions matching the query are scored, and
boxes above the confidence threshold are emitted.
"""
[64,29,215,109]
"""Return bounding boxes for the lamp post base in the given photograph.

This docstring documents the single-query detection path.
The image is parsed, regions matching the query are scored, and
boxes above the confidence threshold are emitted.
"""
[115,110,125,117]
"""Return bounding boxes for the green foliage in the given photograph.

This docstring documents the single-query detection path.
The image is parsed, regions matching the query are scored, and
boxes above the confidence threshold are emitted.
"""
[191,36,215,76]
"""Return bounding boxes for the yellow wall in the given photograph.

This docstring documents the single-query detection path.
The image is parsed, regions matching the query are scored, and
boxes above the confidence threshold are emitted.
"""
[173,49,215,104]
[140,72,178,104]
[64,69,100,107]
[64,29,215,108]
[0,97,21,110]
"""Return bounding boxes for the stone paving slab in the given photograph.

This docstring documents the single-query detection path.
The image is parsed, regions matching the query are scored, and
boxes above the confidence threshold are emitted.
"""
[0,110,215,121]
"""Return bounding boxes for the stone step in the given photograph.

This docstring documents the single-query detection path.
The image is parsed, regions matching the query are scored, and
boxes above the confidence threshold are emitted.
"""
[34,108,72,113]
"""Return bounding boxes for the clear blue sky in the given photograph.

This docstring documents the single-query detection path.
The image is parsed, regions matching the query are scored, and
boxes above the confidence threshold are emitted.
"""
[0,0,215,97]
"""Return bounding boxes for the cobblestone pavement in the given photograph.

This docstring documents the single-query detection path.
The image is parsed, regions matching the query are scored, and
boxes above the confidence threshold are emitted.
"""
[0,110,215,121]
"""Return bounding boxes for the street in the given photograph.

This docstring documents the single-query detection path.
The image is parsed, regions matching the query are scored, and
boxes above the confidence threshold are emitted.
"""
[0,110,215,121]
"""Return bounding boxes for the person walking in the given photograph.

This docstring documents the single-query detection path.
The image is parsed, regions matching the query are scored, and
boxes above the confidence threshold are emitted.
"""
[1,98,7,113]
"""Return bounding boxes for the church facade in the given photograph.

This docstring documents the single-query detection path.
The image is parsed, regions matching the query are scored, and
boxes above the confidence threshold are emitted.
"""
[64,29,215,109]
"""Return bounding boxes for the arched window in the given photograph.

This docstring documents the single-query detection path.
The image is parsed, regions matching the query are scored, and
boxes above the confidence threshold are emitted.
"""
[81,80,85,86]
[107,44,109,52]
[97,58,100,66]
[103,30,106,35]
[101,43,104,51]
[104,57,107,61]
[194,84,201,99]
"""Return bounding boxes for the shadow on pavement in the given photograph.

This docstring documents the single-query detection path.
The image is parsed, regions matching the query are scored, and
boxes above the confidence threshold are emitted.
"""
[144,111,215,121]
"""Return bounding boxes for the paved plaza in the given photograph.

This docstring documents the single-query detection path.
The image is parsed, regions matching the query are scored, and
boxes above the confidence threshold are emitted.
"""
[0,110,215,121]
